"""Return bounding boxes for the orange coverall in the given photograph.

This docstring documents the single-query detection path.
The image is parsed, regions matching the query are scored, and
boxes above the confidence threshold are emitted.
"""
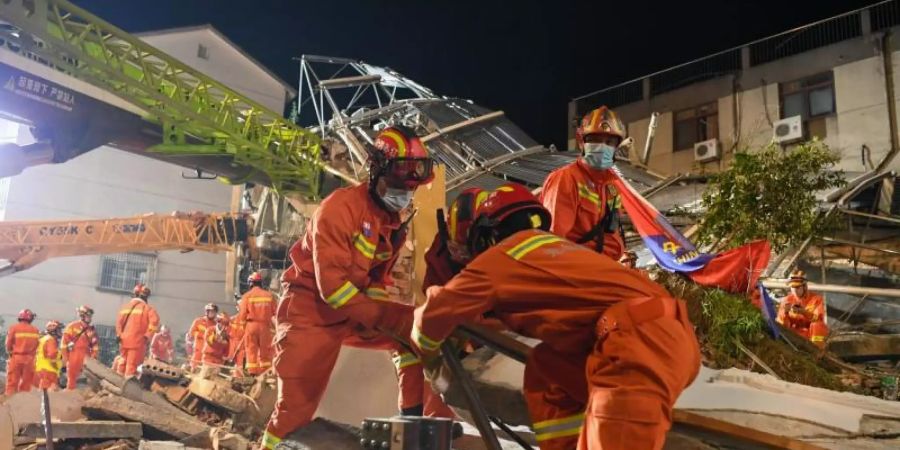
[62,320,99,390]
[35,335,63,390]
[203,323,230,365]
[263,184,418,447]
[5,322,40,395]
[777,291,829,347]
[413,230,701,450]
[115,298,160,376]
[237,286,275,375]
[541,158,625,260]
[188,316,215,369]
[149,331,174,362]
[229,320,246,375]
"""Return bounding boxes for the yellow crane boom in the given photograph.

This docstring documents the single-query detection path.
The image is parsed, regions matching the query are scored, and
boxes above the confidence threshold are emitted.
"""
[0,211,252,276]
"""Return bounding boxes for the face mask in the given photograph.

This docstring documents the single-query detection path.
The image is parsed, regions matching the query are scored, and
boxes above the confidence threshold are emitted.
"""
[583,143,616,169]
[381,187,414,211]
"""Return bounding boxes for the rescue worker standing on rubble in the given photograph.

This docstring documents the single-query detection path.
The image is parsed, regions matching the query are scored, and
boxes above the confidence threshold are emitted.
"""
[35,320,63,391]
[262,126,435,449]
[189,303,218,369]
[412,183,701,450]
[777,270,829,348]
[236,272,275,375]
[62,305,100,390]
[203,312,231,366]
[115,284,160,377]
[150,324,175,363]
[5,309,40,395]
[541,105,628,260]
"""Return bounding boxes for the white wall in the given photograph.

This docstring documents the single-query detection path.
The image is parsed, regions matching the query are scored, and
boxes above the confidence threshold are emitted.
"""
[139,29,289,113]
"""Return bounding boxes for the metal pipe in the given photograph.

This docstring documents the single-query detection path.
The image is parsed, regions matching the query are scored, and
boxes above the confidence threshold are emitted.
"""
[838,207,900,225]
[878,29,899,173]
[640,112,659,165]
[317,74,381,90]
[420,111,505,143]
[761,279,900,298]
[440,341,503,450]
[455,324,530,364]
[819,236,900,256]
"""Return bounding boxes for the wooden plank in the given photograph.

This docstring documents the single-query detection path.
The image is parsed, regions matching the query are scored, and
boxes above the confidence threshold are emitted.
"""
[82,393,209,441]
[672,410,828,450]
[19,421,142,439]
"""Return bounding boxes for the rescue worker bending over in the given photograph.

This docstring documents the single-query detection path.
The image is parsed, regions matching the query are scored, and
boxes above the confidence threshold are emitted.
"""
[203,312,231,366]
[236,272,275,375]
[115,284,160,376]
[541,105,628,260]
[412,183,701,450]
[62,305,100,390]
[150,324,175,363]
[263,126,435,449]
[36,320,63,391]
[777,270,829,348]
[5,309,39,395]
[189,303,218,369]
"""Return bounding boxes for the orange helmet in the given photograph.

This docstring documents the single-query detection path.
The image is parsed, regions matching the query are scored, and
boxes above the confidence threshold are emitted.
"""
[18,309,35,322]
[76,305,94,316]
[247,272,263,284]
[470,183,551,254]
[447,188,490,247]
[133,283,151,298]
[45,320,62,334]
[788,270,808,288]
[576,105,626,149]
[369,126,434,189]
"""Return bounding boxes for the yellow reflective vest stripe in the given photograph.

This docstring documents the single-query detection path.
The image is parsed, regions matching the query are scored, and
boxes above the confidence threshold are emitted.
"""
[35,335,62,375]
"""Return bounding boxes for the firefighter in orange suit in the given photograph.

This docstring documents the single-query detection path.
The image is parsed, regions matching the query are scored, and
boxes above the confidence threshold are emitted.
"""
[541,105,628,260]
[5,309,40,395]
[115,284,160,376]
[412,183,701,450]
[262,126,435,449]
[228,310,246,376]
[237,272,275,375]
[150,325,175,363]
[36,320,63,391]
[777,270,829,348]
[62,305,100,390]
[203,312,231,366]
[188,304,218,369]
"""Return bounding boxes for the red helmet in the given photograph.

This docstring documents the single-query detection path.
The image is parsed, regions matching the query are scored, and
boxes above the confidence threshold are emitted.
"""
[247,272,263,284]
[76,305,94,316]
[45,320,62,333]
[18,309,35,322]
[447,188,490,246]
[469,183,551,254]
[576,105,626,150]
[133,283,151,297]
[369,126,434,189]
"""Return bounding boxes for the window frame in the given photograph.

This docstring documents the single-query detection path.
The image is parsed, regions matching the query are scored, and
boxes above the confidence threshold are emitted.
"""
[779,72,836,121]
[673,101,719,152]
[97,252,156,294]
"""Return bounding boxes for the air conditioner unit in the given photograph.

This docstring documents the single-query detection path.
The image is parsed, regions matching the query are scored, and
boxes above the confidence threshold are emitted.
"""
[773,115,804,144]
[693,138,720,162]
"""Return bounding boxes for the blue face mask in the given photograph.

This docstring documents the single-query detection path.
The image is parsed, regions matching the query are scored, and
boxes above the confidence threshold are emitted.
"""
[583,143,616,169]
[381,187,414,211]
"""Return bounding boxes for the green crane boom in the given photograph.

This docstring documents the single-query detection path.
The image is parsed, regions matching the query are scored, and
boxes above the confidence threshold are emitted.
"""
[0,0,336,198]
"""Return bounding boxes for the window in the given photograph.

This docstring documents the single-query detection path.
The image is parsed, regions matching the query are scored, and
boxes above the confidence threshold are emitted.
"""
[98,253,155,293]
[780,72,835,139]
[674,102,718,151]
[197,44,209,60]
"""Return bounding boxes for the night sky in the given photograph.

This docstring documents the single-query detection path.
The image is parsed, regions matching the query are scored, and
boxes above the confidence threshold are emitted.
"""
[74,0,875,149]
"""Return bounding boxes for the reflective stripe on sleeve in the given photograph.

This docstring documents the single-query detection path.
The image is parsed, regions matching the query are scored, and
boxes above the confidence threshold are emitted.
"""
[353,233,376,259]
[505,234,564,260]
[534,413,585,442]
[365,287,390,301]
[325,281,360,309]
[412,325,441,352]
[262,431,282,449]
[392,352,421,370]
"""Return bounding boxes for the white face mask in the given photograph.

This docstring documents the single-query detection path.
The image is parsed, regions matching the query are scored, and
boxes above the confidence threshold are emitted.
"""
[583,143,616,169]
[381,187,414,211]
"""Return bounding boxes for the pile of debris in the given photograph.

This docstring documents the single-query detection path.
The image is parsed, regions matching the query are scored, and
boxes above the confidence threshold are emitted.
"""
[5,358,275,449]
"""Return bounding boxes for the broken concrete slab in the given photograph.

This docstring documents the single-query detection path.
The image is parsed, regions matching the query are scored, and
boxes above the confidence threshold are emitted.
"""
[188,377,248,413]
[138,441,204,450]
[83,392,210,441]
[19,420,142,439]
[210,428,250,450]
[828,333,900,362]
[278,418,363,450]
